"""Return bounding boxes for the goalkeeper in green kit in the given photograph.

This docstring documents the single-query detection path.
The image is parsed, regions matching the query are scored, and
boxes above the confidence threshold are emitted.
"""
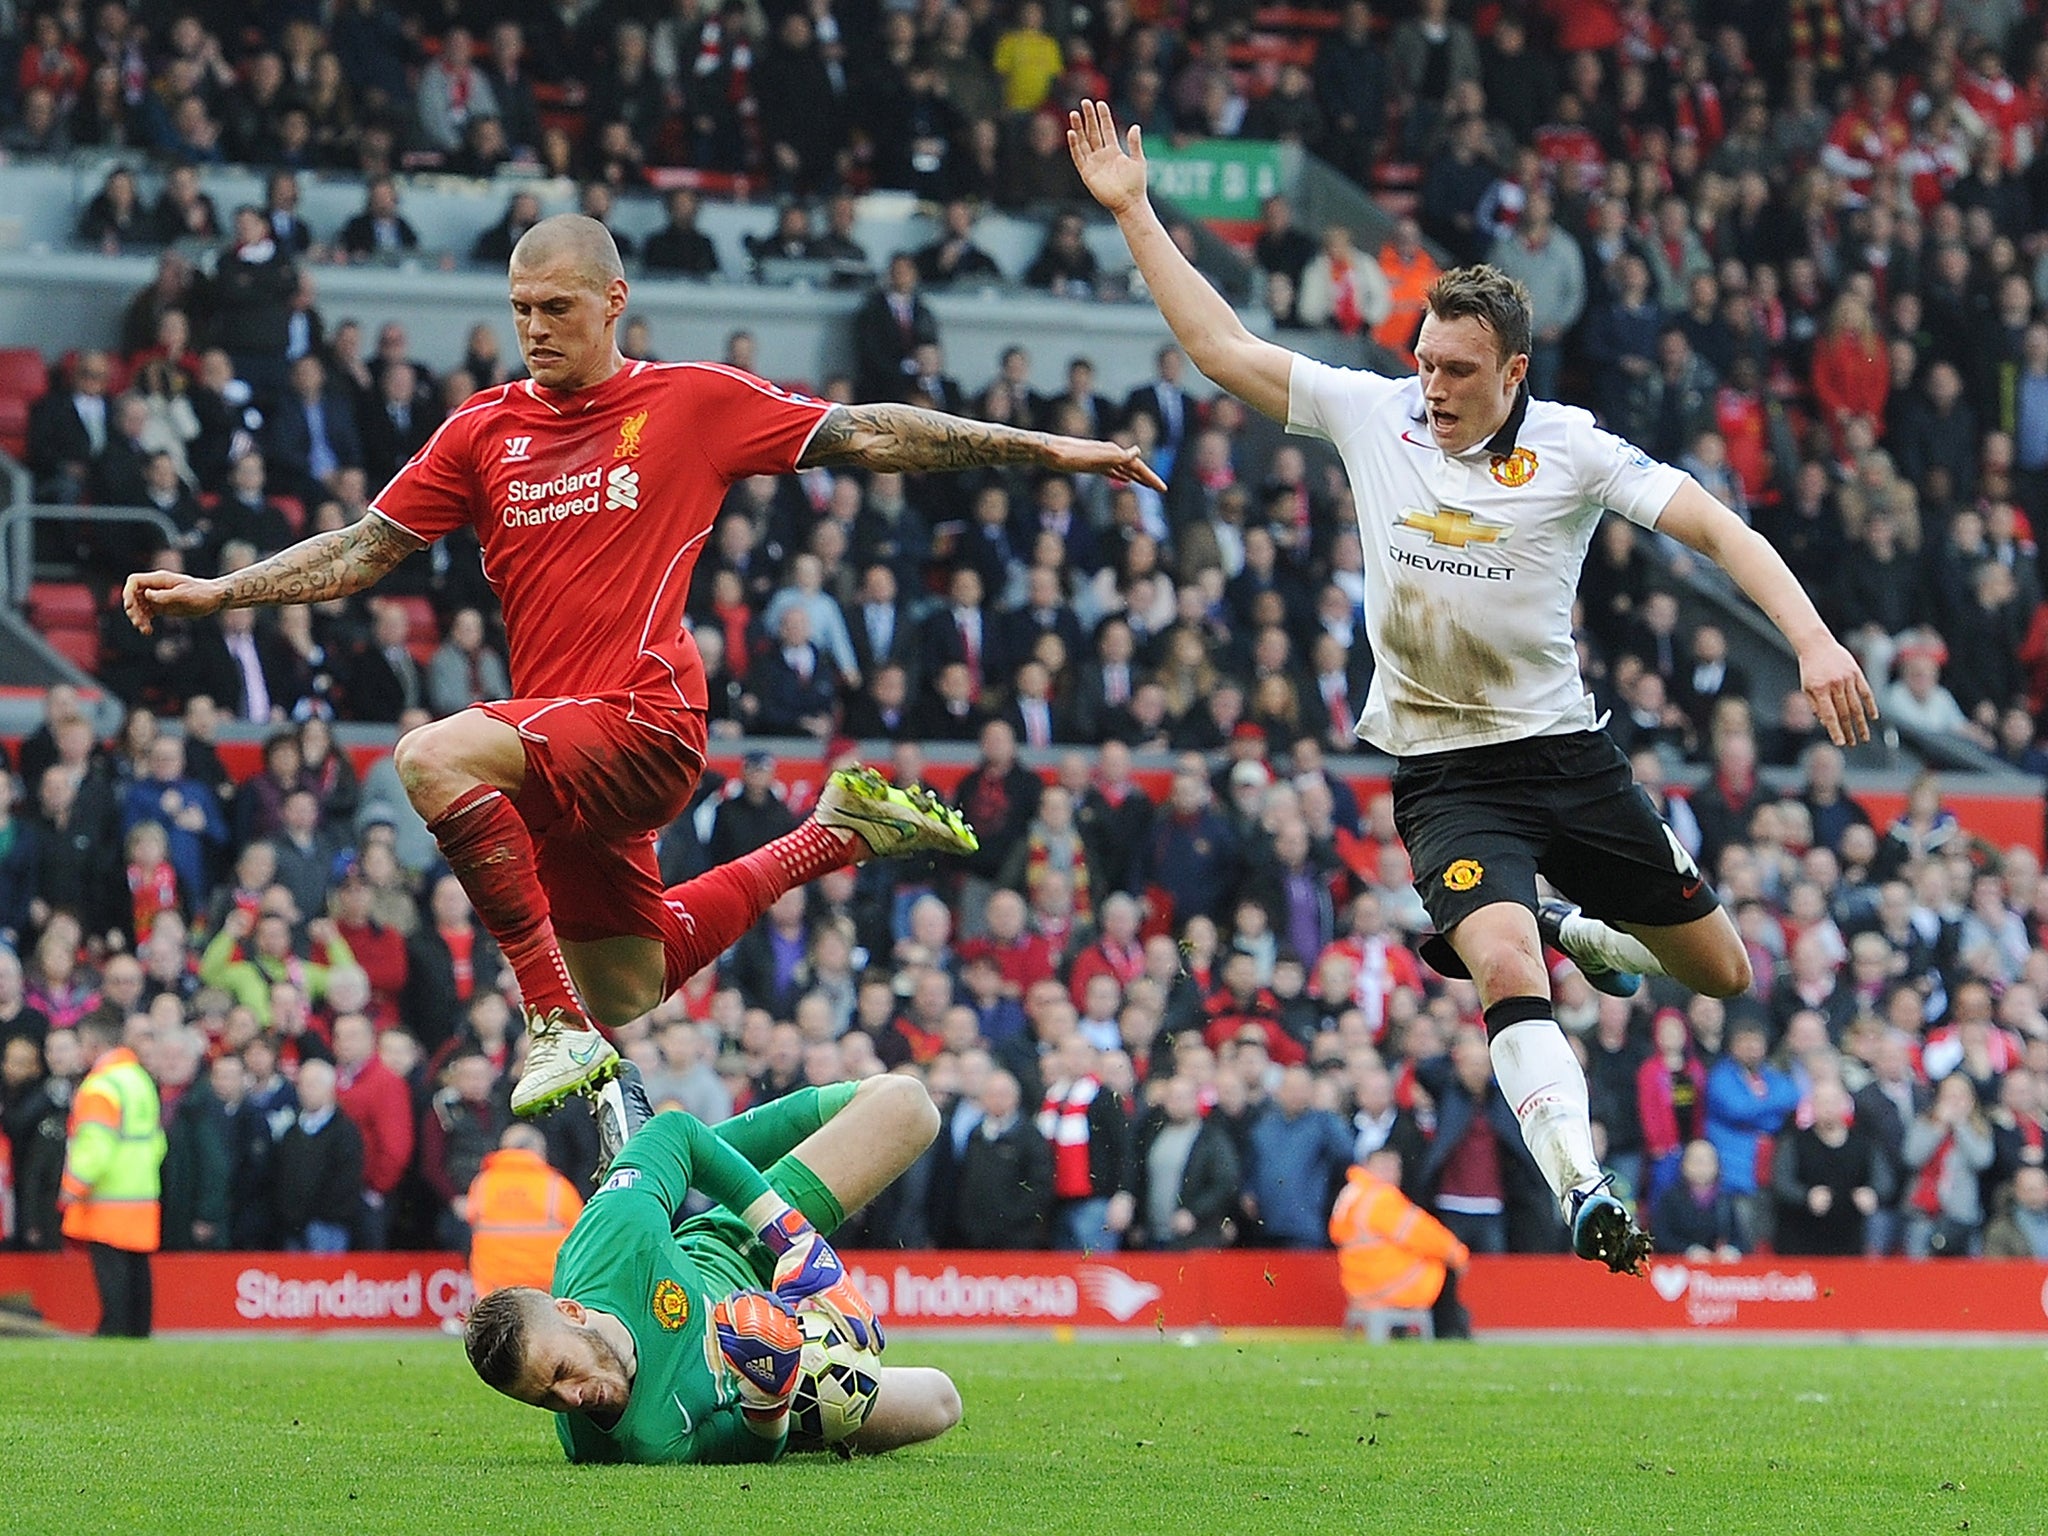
[462,1069,960,1463]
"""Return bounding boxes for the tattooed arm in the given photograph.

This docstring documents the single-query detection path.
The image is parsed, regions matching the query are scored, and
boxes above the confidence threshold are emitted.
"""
[122,513,426,634]
[798,403,1167,490]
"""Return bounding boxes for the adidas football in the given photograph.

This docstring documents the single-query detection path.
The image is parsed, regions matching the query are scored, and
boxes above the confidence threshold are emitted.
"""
[787,1300,881,1449]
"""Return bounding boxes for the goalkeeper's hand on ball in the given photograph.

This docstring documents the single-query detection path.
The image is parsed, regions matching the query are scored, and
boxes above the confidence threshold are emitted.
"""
[759,1207,884,1352]
[711,1289,804,1437]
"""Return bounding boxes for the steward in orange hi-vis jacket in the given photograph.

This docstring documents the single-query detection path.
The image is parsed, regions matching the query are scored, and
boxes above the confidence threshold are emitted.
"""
[466,1123,584,1297]
[1328,1152,1468,1312]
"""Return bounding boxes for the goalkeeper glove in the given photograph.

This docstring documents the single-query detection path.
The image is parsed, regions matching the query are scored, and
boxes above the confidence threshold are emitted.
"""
[711,1289,803,1436]
[759,1208,883,1352]
[753,1212,880,1351]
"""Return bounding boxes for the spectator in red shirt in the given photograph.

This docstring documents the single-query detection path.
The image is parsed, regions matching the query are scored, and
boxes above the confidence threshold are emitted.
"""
[1820,67,1908,206]
[1960,45,2031,171]
[123,821,182,942]
[1811,292,1892,453]
[329,854,407,1029]
[1068,891,1146,1008]
[1714,354,1775,508]
[1637,1007,1708,1205]
[1202,950,1305,1066]
[958,888,1056,999]
[1316,891,1424,1042]
[331,1011,415,1249]
[17,12,87,107]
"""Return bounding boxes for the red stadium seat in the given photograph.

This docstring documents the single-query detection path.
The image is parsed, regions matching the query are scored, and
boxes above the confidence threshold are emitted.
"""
[1254,6,1342,30]
[1229,34,1318,69]
[28,581,98,628]
[44,625,100,673]
[0,345,48,404]
[644,167,754,198]
[0,394,30,459]
[533,81,589,153]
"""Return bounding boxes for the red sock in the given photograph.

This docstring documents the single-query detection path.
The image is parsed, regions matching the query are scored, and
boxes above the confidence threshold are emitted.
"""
[657,821,855,994]
[426,785,600,1037]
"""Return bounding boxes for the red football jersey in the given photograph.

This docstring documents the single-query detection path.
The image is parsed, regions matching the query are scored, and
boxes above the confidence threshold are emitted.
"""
[369,361,833,707]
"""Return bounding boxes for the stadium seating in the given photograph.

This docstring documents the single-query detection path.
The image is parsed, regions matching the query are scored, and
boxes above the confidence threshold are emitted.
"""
[0,346,47,459]
[27,580,102,673]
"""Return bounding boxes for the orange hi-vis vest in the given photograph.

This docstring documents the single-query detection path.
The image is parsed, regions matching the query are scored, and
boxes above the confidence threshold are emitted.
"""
[466,1147,584,1297]
[1328,1165,1468,1310]
[1373,244,1442,365]
[60,1048,165,1252]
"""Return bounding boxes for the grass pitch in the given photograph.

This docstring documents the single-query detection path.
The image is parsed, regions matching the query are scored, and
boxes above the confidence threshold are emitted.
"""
[4,1333,2042,1535]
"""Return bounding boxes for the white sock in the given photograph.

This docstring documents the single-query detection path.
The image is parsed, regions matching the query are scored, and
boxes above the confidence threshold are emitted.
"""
[1489,1018,1603,1205]
[1558,911,1665,976]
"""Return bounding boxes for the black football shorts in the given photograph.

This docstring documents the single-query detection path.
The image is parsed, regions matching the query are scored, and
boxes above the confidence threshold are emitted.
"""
[1391,729,1721,941]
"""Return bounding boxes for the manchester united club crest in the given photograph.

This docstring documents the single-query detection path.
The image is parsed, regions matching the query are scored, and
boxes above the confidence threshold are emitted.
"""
[652,1278,689,1331]
[1442,858,1484,892]
[1488,446,1537,488]
[615,410,648,460]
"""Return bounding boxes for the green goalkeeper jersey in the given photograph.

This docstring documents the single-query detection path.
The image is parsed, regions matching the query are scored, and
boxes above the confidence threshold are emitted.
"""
[550,1112,785,1466]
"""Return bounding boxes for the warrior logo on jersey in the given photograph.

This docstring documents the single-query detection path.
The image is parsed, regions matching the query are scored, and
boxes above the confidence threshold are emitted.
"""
[1442,858,1483,892]
[615,410,648,460]
[1395,507,1510,550]
[653,1278,690,1331]
[1488,446,1538,487]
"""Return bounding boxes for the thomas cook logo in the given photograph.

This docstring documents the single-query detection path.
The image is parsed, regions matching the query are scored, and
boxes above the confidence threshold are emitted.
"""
[652,1278,689,1331]
[615,410,648,459]
[1489,446,1537,487]
[1442,859,1483,892]
[606,462,640,511]
[1396,508,1509,550]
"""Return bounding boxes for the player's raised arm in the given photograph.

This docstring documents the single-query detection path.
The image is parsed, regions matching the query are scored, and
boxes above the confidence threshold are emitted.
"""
[1067,99,1298,422]
[799,401,1167,491]
[1653,480,1879,747]
[121,512,426,634]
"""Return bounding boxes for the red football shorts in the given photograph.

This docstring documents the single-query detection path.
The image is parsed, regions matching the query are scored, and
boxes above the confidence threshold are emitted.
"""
[475,694,708,945]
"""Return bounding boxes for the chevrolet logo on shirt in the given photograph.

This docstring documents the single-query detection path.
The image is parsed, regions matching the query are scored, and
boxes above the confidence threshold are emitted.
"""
[1395,507,1511,549]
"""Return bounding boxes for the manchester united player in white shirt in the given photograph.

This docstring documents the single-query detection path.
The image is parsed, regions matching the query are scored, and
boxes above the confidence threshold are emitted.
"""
[1071,101,1878,1273]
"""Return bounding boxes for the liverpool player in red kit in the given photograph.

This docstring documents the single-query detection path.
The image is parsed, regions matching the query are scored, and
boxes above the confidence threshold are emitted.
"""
[125,215,1165,1116]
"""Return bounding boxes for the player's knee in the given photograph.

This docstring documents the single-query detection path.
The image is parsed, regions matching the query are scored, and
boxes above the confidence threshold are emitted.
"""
[392,722,456,807]
[862,1072,940,1151]
[582,973,664,1029]
[896,1074,943,1151]
[1697,945,1754,1000]
[1466,942,1547,1006]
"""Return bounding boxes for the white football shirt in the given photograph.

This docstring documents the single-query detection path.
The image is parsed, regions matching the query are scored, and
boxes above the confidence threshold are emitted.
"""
[1286,356,1687,758]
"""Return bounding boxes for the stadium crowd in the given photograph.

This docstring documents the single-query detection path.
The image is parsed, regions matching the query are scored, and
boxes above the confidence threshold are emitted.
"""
[9,688,2048,1269]
[5,0,2048,1275]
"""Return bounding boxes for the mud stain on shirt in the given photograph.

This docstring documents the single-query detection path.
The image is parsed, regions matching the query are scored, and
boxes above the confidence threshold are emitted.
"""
[1376,581,1515,736]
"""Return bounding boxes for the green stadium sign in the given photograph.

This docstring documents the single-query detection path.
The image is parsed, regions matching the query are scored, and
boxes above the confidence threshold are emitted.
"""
[1142,139,1287,222]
